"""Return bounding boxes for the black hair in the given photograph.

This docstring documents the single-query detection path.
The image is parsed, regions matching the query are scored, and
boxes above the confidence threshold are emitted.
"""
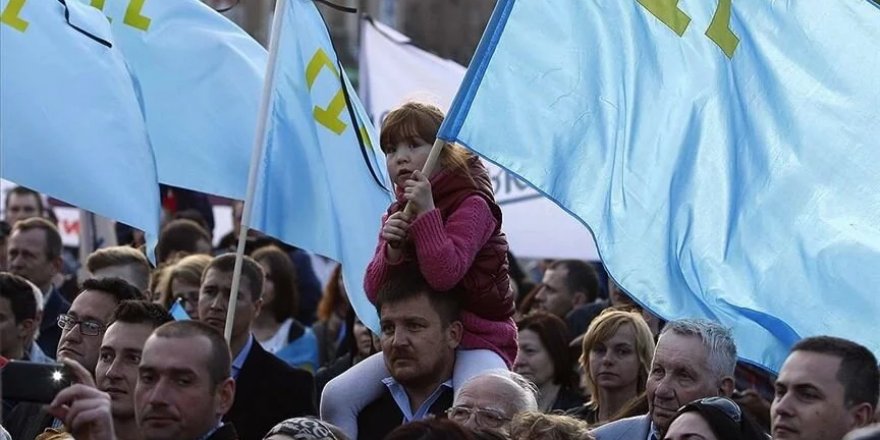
[548,259,600,302]
[110,300,173,329]
[0,272,37,323]
[374,265,462,326]
[670,398,766,440]
[80,277,142,303]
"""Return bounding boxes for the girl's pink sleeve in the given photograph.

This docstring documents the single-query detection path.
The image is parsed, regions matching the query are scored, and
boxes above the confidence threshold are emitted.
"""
[408,195,496,291]
[363,213,405,303]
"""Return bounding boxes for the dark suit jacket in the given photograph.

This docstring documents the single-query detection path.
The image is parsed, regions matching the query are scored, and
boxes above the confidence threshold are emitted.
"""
[207,423,239,440]
[2,401,54,440]
[225,341,316,440]
[37,287,70,355]
[357,386,454,440]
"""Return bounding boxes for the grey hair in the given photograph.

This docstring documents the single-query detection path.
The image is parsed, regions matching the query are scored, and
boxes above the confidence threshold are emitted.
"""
[660,319,737,379]
[456,369,539,413]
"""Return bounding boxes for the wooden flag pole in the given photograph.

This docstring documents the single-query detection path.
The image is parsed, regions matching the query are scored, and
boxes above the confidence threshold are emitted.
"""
[401,138,445,216]
[224,0,287,343]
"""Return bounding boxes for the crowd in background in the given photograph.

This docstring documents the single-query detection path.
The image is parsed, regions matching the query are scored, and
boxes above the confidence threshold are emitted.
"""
[1,181,878,440]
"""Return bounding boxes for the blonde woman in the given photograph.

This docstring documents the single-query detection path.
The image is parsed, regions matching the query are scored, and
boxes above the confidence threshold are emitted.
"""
[568,309,655,426]
[164,254,212,315]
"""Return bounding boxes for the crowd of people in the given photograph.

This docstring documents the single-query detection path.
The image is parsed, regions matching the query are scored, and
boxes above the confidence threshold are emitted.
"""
[1,103,878,440]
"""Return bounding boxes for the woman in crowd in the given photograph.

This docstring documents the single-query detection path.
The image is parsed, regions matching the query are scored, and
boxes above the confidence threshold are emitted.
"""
[313,264,351,368]
[663,397,766,440]
[568,309,655,426]
[315,315,379,400]
[251,245,319,371]
[163,253,212,315]
[263,417,348,440]
[508,412,594,440]
[514,312,585,412]
[385,419,480,440]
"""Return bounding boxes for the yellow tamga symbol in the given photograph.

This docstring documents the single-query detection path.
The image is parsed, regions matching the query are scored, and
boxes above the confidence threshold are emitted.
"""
[306,48,347,135]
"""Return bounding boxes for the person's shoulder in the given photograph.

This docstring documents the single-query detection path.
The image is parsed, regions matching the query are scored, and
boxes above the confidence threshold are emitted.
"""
[251,342,313,383]
[206,423,239,440]
[591,414,651,439]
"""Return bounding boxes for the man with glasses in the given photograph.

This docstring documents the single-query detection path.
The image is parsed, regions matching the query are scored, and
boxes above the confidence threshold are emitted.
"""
[592,319,737,440]
[447,370,538,434]
[3,277,140,439]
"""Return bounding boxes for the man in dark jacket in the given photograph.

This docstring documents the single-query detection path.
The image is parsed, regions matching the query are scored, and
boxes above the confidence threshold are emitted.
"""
[356,270,462,439]
[198,253,316,440]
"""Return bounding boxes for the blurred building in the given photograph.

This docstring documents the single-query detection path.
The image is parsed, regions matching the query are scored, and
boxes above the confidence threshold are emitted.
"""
[202,0,495,69]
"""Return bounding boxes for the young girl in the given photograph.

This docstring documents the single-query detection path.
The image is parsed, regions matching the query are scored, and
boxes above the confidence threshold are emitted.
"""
[320,102,518,436]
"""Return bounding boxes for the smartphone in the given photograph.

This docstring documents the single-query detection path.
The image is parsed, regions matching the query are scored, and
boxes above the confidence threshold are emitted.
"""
[1,361,73,403]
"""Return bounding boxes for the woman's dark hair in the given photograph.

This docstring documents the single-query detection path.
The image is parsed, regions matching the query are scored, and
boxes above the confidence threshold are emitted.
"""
[251,245,299,323]
[155,219,210,264]
[517,311,578,387]
[669,397,766,440]
[384,419,476,440]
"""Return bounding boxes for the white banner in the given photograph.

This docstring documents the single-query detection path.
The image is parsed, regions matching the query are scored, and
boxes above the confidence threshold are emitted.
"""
[360,19,599,260]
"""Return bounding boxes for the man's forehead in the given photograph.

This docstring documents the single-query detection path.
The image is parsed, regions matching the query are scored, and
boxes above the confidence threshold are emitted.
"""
[9,228,46,246]
[653,332,709,367]
[142,335,211,366]
[779,351,843,385]
[8,193,40,206]
[103,321,154,349]
[380,295,438,320]
[70,291,117,322]
[542,268,568,286]
[457,383,512,412]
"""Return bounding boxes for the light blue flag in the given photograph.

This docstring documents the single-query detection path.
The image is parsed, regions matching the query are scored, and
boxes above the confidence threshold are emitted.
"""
[250,0,392,331]
[170,298,191,321]
[81,0,267,199]
[1,0,161,257]
[438,0,880,372]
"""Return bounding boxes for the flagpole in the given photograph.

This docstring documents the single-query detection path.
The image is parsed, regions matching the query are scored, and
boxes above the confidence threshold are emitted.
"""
[224,0,287,343]
[402,138,445,216]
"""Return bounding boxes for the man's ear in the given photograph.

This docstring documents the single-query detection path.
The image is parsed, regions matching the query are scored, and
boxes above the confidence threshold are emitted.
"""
[719,376,735,397]
[17,318,36,340]
[447,321,463,349]
[216,377,236,416]
[849,402,875,428]
[252,297,263,318]
[572,291,587,306]
[51,256,63,274]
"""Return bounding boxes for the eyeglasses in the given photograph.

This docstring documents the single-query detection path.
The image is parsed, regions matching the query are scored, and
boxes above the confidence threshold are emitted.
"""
[57,314,106,336]
[690,396,742,423]
[446,406,511,428]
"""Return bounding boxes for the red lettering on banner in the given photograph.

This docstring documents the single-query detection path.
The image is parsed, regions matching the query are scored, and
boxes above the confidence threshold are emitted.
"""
[61,219,80,236]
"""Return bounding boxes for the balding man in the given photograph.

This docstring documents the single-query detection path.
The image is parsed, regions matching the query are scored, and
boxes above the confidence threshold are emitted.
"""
[447,370,538,434]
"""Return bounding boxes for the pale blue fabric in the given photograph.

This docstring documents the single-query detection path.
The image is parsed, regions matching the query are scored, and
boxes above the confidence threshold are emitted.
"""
[1,0,160,258]
[170,298,191,321]
[80,0,267,199]
[438,0,880,372]
[250,0,392,332]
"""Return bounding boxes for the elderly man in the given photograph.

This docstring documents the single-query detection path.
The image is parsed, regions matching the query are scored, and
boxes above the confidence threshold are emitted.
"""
[592,319,737,440]
[771,336,878,440]
[447,370,538,434]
